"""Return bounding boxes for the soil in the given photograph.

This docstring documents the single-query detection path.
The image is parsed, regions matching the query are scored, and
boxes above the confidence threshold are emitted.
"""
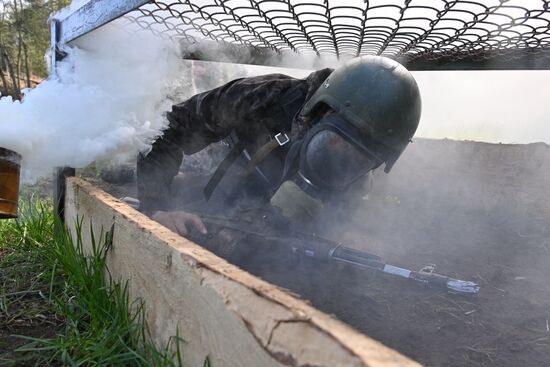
[0,323,61,366]
[0,259,62,365]
[0,177,60,366]
[0,256,62,366]
[235,208,550,367]
[94,139,550,367]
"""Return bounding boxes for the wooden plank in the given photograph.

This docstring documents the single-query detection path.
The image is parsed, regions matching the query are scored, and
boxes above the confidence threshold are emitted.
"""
[64,177,420,367]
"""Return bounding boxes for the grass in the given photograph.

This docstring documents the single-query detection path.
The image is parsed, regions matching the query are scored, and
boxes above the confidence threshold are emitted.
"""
[0,197,187,366]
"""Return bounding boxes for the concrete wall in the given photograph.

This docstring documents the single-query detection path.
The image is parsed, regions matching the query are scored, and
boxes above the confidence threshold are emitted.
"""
[64,177,418,367]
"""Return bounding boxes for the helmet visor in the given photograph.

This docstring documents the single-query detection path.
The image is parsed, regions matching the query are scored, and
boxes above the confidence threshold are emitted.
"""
[303,130,381,190]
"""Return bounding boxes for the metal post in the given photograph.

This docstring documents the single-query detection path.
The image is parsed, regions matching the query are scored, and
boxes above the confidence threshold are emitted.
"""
[54,167,76,223]
[50,19,75,223]
[49,19,62,77]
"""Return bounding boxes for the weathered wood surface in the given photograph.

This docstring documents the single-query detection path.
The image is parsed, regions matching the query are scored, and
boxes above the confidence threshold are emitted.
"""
[64,177,419,367]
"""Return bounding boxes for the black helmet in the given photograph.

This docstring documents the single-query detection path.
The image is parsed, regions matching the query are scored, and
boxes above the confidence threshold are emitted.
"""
[301,56,421,174]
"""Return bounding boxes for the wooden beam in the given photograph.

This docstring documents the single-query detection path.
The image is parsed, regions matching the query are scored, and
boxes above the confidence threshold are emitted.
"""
[64,177,420,367]
[400,49,550,71]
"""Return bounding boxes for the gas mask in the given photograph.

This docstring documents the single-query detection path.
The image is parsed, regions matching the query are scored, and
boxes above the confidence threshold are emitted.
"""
[295,112,385,196]
[271,112,384,223]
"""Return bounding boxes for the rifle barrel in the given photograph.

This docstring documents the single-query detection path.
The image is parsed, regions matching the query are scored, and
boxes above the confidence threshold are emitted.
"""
[197,213,480,295]
[332,247,479,295]
[290,242,479,295]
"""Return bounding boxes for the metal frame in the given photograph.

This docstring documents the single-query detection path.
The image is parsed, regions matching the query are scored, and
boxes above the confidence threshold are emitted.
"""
[52,0,550,71]
[56,0,150,45]
[50,19,75,222]
[402,48,550,71]
[181,42,550,71]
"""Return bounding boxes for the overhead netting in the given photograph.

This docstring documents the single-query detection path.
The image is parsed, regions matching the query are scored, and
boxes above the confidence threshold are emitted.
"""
[124,0,550,63]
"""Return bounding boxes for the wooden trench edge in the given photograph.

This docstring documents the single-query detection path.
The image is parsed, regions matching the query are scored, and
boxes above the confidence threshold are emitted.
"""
[64,177,420,367]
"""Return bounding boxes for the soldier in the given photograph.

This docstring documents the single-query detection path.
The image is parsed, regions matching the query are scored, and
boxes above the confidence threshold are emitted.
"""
[137,56,421,236]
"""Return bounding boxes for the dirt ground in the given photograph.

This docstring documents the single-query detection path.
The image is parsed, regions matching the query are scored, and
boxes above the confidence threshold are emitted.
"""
[0,323,61,366]
[236,202,550,367]
[95,139,550,367]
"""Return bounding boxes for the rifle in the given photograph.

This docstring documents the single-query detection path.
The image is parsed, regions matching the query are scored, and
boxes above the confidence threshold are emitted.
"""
[191,212,480,295]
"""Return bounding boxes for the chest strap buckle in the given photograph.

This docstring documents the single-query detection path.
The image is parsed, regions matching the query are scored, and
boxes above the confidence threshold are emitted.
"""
[275,133,290,146]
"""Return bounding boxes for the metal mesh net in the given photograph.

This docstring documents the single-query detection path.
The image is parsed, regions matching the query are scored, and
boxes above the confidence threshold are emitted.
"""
[123,0,550,64]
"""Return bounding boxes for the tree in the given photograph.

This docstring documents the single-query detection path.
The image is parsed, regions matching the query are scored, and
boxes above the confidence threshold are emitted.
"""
[0,0,70,99]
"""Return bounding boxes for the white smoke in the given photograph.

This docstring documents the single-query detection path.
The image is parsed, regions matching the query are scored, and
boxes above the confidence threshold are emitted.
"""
[0,23,182,180]
[414,70,550,145]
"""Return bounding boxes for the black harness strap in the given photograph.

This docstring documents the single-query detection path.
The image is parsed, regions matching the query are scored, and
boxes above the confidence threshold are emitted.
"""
[203,87,305,201]
[203,140,245,201]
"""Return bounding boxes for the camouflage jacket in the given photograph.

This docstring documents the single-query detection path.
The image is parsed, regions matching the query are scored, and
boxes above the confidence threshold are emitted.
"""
[137,68,334,214]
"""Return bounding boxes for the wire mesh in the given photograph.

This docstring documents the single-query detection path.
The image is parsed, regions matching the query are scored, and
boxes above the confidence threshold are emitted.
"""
[123,0,550,64]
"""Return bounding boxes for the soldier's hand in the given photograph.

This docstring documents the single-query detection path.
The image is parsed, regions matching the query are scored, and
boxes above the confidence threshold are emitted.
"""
[152,210,207,236]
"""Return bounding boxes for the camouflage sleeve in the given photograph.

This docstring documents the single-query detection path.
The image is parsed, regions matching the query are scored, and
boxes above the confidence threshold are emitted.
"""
[137,74,303,214]
[136,120,185,214]
[168,74,304,155]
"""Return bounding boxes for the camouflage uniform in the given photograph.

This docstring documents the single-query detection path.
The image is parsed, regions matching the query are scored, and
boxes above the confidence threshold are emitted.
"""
[137,69,334,214]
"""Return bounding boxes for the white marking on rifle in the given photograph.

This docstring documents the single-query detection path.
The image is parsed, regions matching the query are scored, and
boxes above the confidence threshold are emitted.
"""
[383,265,411,278]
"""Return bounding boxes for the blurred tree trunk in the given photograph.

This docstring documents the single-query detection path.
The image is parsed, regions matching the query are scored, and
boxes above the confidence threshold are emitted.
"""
[18,0,30,88]
[0,2,9,96]
[0,0,71,98]
[16,36,22,92]
[13,0,22,93]
[0,43,10,96]
[22,38,30,87]
[0,36,20,99]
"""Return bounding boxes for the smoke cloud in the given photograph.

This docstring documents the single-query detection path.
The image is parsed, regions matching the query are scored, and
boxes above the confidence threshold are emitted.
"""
[414,70,550,145]
[0,23,182,180]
